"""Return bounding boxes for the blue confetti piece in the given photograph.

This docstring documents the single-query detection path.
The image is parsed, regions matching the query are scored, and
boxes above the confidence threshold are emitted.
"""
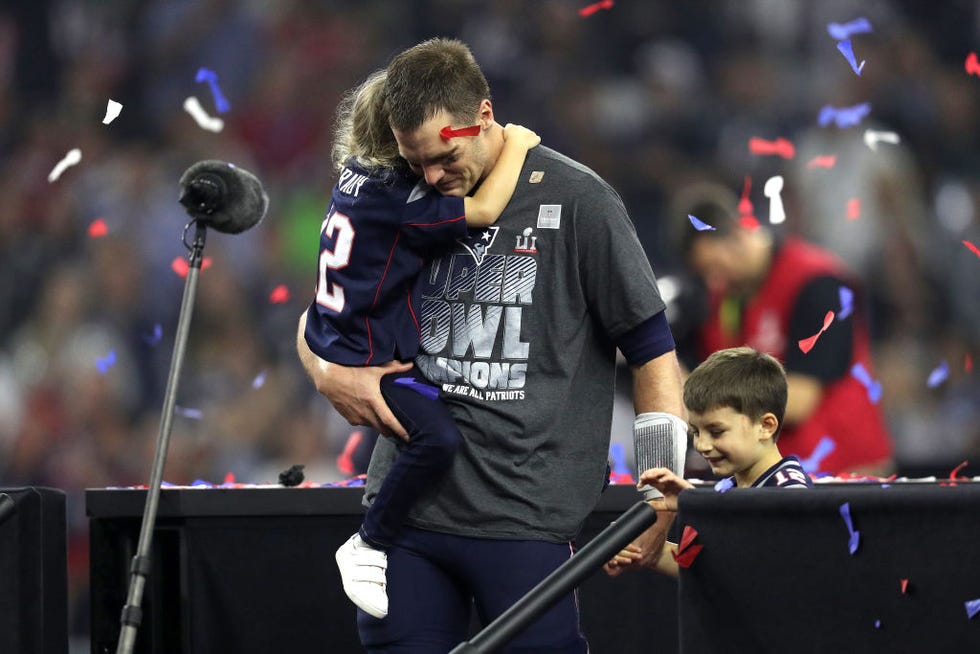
[927,360,949,388]
[191,479,215,488]
[608,443,630,475]
[838,286,854,320]
[851,363,882,404]
[143,323,163,346]
[817,102,872,128]
[688,214,716,231]
[827,17,873,41]
[874,619,881,629]
[96,350,117,374]
[839,502,861,555]
[252,370,267,389]
[800,436,837,473]
[836,39,866,76]
[714,478,734,493]
[966,598,980,619]
[394,376,440,400]
[175,405,204,420]
[195,67,231,113]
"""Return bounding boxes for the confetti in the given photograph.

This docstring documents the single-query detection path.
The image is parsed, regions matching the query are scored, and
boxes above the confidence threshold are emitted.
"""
[851,362,883,403]
[963,240,980,259]
[713,477,734,493]
[836,39,866,75]
[900,578,909,594]
[394,376,440,400]
[763,175,785,224]
[748,136,795,159]
[839,502,860,555]
[949,460,969,480]
[88,218,109,238]
[846,197,861,221]
[688,214,716,231]
[863,129,901,151]
[874,619,881,629]
[183,96,224,133]
[195,67,231,113]
[439,124,481,139]
[738,176,759,230]
[48,148,82,182]
[269,284,290,304]
[800,436,836,473]
[806,155,838,169]
[251,370,267,389]
[102,99,123,124]
[818,102,872,128]
[579,0,614,17]
[827,17,873,41]
[96,350,117,375]
[672,525,703,568]
[927,360,949,388]
[174,405,203,420]
[966,52,980,77]
[337,430,364,476]
[838,285,854,319]
[171,255,213,278]
[798,310,835,354]
[143,323,163,345]
[966,598,980,620]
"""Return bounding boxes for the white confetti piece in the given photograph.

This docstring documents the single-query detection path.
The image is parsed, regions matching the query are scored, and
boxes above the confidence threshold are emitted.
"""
[103,99,123,124]
[48,148,82,182]
[183,96,224,133]
[763,175,785,224]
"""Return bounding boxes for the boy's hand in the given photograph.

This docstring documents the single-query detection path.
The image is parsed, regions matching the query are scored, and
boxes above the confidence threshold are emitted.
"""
[503,123,541,149]
[637,467,695,511]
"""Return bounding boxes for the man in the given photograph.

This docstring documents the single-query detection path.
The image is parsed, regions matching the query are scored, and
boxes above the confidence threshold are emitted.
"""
[675,183,893,476]
[297,38,685,652]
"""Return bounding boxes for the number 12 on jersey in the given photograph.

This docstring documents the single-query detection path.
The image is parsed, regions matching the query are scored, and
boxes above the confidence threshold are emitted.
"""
[316,210,355,312]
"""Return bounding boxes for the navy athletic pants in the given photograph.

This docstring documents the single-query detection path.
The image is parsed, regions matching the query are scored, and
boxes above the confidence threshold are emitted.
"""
[357,526,590,653]
[360,369,460,550]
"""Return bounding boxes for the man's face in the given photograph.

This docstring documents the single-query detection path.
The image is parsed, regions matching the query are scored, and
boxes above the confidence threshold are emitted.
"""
[392,107,491,197]
[688,232,748,294]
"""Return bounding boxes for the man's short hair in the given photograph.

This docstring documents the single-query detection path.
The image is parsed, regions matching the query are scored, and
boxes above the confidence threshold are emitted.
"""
[684,347,788,439]
[384,38,490,132]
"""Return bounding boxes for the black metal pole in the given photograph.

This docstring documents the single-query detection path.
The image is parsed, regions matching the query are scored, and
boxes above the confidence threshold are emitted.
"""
[449,499,658,654]
[115,222,207,654]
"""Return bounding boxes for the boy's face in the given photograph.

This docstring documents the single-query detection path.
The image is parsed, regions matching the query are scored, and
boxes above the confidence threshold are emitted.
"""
[690,406,778,484]
[392,103,493,198]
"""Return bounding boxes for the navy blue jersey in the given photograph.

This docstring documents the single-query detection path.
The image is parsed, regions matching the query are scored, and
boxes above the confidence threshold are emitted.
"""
[734,455,813,488]
[305,160,467,365]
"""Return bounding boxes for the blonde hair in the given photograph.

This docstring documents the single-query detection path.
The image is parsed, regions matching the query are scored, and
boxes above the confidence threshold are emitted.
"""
[331,69,403,172]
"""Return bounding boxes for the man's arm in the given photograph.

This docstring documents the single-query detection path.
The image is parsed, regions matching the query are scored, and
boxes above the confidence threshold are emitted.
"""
[296,312,411,440]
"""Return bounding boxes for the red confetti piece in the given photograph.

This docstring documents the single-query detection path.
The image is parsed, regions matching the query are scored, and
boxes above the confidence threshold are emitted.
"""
[440,124,481,139]
[964,240,980,259]
[678,525,698,551]
[171,256,213,278]
[806,154,837,169]
[798,310,835,354]
[579,0,614,16]
[748,137,796,159]
[738,176,753,215]
[337,430,364,476]
[269,284,290,304]
[901,578,909,594]
[846,198,861,220]
[739,215,760,231]
[950,460,969,480]
[88,218,109,238]
[672,544,703,568]
[223,471,236,485]
[966,51,980,77]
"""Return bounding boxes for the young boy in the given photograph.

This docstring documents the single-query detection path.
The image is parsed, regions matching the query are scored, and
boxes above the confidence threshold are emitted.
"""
[607,346,811,577]
[304,69,539,618]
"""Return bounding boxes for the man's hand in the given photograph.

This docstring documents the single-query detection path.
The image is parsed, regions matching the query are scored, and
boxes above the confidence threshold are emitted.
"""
[296,312,411,440]
[637,467,695,511]
[603,498,674,577]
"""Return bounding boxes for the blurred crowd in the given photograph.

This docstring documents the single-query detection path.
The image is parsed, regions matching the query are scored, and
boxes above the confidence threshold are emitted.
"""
[1,0,978,642]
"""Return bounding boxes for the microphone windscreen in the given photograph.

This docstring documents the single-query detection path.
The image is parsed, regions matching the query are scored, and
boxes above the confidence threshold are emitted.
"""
[179,160,270,234]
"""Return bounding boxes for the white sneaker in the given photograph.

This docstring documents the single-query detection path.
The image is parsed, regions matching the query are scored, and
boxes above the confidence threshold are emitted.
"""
[335,533,389,618]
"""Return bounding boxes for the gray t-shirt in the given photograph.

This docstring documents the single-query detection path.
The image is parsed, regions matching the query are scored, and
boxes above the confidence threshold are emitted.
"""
[364,146,666,542]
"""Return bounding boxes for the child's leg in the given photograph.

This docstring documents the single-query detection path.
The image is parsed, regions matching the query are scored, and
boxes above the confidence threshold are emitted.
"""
[360,369,459,550]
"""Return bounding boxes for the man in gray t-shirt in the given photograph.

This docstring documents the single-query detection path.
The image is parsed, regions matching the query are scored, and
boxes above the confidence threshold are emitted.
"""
[297,38,686,653]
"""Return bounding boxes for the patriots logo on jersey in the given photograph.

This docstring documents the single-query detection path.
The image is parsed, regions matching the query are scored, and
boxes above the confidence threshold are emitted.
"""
[459,226,499,265]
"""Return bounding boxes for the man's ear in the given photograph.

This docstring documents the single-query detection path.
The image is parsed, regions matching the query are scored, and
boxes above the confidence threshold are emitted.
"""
[478,99,493,129]
[758,413,779,442]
